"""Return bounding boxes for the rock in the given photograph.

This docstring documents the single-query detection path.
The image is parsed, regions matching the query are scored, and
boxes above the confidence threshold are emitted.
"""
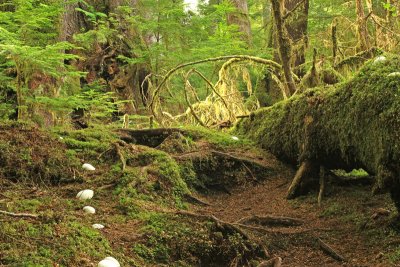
[76,189,94,200]
[92,224,105,229]
[82,163,95,171]
[83,206,96,214]
[98,257,120,267]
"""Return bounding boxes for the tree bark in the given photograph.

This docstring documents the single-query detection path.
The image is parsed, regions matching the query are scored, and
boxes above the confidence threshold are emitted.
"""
[271,0,297,96]
[355,0,370,52]
[227,0,252,46]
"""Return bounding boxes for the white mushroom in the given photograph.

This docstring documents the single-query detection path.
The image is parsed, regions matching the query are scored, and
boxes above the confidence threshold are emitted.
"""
[373,55,386,64]
[83,206,96,214]
[92,224,105,229]
[82,163,96,171]
[98,257,120,267]
[76,189,94,200]
[231,136,239,141]
[388,72,400,77]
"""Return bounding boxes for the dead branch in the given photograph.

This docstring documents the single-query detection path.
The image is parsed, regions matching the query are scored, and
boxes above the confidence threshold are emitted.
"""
[317,237,346,262]
[149,55,282,113]
[190,68,230,111]
[184,73,208,127]
[184,194,211,206]
[0,210,38,219]
[237,215,304,227]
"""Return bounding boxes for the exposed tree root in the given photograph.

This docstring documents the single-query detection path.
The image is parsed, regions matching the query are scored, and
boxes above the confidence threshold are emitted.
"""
[237,215,304,227]
[175,210,251,240]
[316,237,346,262]
[287,160,319,199]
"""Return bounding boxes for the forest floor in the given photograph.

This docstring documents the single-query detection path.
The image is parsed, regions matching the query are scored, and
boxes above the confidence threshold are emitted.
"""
[0,124,400,266]
[192,172,398,267]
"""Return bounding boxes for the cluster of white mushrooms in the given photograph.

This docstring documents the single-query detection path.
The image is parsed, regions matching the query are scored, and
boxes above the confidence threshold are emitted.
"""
[76,163,120,267]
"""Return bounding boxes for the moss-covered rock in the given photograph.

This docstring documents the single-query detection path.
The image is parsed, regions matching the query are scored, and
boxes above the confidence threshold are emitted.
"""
[235,54,400,205]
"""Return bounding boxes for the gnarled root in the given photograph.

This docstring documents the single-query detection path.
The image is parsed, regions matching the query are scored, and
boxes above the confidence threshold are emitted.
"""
[287,160,319,199]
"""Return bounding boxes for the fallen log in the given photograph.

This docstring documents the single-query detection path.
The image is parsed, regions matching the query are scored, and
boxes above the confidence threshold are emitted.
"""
[235,55,400,208]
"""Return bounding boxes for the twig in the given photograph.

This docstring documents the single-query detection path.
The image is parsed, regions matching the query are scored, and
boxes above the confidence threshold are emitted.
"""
[236,215,304,227]
[242,162,260,184]
[0,210,38,219]
[184,194,211,206]
[317,237,346,262]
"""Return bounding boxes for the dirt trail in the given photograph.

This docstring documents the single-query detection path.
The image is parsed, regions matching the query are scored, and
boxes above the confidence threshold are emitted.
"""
[192,170,396,267]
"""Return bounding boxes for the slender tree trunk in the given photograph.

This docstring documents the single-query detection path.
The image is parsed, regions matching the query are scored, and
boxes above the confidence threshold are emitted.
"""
[283,0,309,69]
[227,0,252,46]
[356,0,370,51]
[271,0,297,96]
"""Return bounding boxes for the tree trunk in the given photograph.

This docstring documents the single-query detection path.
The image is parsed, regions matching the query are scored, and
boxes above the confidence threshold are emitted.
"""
[271,0,297,96]
[227,0,252,46]
[235,56,400,207]
[356,0,370,52]
[283,0,309,69]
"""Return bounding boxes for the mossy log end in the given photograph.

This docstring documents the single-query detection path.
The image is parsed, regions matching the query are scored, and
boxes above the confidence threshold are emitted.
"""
[235,55,400,206]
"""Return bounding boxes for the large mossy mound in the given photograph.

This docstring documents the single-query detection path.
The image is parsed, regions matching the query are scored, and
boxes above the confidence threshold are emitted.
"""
[103,143,191,213]
[235,55,400,193]
[0,122,79,184]
[132,212,264,266]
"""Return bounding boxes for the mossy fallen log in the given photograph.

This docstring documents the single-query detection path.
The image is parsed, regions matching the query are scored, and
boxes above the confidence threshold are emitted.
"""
[235,55,400,208]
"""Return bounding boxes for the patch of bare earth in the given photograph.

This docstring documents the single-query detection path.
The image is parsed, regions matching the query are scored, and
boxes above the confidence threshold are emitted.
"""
[192,166,397,267]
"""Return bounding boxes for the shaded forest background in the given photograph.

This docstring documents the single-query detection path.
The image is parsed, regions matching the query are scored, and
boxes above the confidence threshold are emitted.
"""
[0,0,399,127]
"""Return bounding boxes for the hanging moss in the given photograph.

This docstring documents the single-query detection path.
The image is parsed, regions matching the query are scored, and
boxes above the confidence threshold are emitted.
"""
[235,55,400,206]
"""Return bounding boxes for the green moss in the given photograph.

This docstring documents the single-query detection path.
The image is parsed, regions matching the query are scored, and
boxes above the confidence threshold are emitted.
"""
[114,146,191,213]
[0,123,79,184]
[183,125,253,149]
[235,54,400,192]
[132,212,260,266]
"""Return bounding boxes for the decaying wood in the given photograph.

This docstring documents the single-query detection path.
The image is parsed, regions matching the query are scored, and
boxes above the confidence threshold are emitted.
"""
[237,215,304,227]
[0,210,39,219]
[317,237,346,262]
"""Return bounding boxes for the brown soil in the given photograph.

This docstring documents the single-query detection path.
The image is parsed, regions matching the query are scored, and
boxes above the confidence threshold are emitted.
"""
[192,168,398,267]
